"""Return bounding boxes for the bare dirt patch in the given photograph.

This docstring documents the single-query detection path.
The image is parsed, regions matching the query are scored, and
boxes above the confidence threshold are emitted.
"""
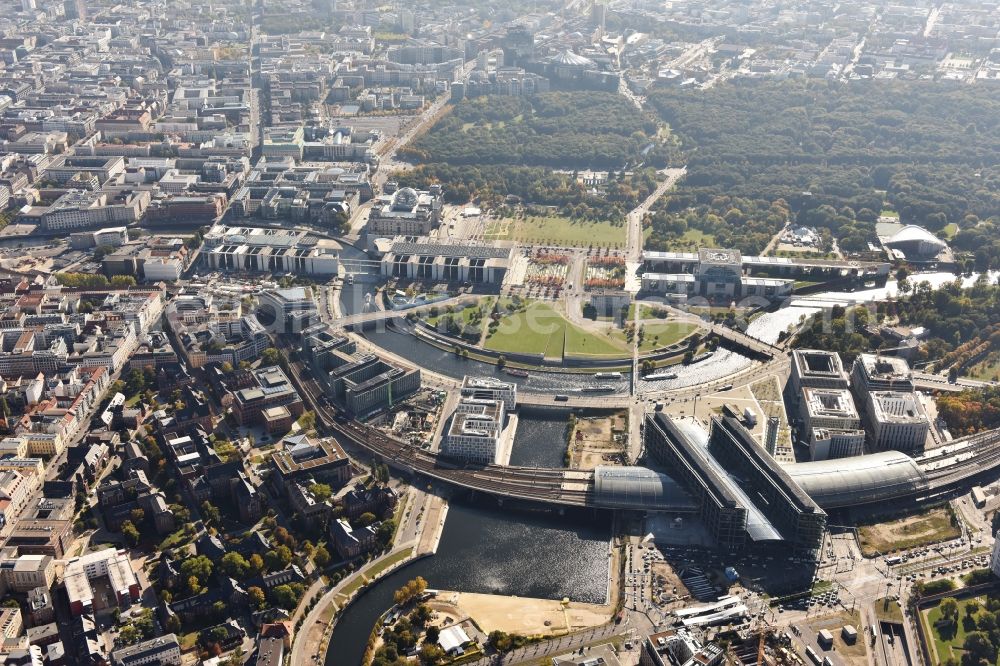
[568,412,627,470]
[857,506,961,557]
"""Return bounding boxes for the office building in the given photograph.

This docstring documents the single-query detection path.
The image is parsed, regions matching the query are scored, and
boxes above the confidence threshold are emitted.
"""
[866,391,930,453]
[460,376,517,410]
[790,350,850,394]
[800,388,860,432]
[269,435,351,491]
[808,428,866,461]
[851,353,914,394]
[230,366,304,431]
[442,399,505,464]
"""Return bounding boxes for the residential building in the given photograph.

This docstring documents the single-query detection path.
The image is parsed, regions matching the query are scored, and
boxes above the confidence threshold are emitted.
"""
[110,634,180,666]
[990,530,1000,578]
[0,606,22,640]
[2,519,72,558]
[63,548,141,616]
[0,549,55,592]
[0,470,41,531]
[329,518,378,559]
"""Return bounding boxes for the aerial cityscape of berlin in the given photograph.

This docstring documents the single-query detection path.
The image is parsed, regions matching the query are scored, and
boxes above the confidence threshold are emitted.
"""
[0,1,998,666]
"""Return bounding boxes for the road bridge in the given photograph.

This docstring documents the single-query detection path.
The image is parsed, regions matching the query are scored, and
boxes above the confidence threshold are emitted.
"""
[706,323,782,360]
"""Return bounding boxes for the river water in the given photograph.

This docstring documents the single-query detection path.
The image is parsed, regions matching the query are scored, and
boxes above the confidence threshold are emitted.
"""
[323,269,992,665]
[324,502,611,666]
[508,409,572,468]
[342,271,994,394]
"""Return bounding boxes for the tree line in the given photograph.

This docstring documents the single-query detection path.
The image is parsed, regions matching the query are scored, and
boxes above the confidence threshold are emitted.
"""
[646,79,1000,251]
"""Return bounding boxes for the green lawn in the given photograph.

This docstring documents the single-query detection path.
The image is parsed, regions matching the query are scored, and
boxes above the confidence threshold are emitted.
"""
[965,352,1000,382]
[609,321,697,351]
[880,209,900,219]
[424,299,492,327]
[925,596,984,663]
[364,547,414,579]
[484,215,626,248]
[485,301,630,359]
[658,227,716,251]
[564,324,631,357]
[942,223,959,240]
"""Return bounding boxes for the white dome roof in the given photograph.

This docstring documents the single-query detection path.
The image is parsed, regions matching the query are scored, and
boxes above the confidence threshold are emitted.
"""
[886,225,946,249]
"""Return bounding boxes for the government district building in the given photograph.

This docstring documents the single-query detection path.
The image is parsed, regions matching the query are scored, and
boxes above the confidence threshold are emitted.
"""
[366,186,442,236]
[376,237,512,285]
[201,223,340,276]
[641,247,891,302]
[640,248,793,303]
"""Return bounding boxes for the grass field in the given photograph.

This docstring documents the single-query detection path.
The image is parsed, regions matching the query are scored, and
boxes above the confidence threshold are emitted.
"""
[942,223,959,240]
[364,547,413,579]
[875,597,904,624]
[660,227,716,251]
[965,352,1000,382]
[924,596,984,663]
[423,299,491,327]
[610,321,697,351]
[485,300,629,359]
[857,506,961,557]
[485,215,626,247]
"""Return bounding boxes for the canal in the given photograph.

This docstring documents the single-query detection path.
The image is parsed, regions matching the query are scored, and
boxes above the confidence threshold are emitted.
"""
[324,501,611,666]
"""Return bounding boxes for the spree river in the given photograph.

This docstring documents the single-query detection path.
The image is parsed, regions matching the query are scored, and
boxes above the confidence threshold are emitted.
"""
[324,270,993,665]
[324,502,611,666]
